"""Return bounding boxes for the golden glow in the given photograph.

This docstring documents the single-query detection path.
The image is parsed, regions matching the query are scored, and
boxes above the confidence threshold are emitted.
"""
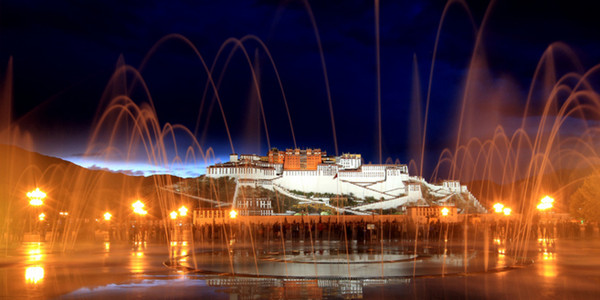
[38,212,45,221]
[27,188,46,206]
[542,252,556,260]
[503,207,512,216]
[25,266,44,284]
[59,212,68,216]
[132,200,148,215]
[27,244,43,262]
[178,206,188,217]
[229,209,238,219]
[130,249,146,274]
[441,207,449,216]
[537,195,554,211]
[540,252,557,278]
[104,242,110,251]
[170,211,178,220]
[103,212,112,221]
[493,203,504,213]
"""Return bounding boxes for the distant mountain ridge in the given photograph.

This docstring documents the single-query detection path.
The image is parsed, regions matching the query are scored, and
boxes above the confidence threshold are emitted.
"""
[0,144,184,221]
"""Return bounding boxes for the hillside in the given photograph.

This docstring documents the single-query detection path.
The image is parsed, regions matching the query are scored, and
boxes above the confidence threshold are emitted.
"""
[0,144,184,223]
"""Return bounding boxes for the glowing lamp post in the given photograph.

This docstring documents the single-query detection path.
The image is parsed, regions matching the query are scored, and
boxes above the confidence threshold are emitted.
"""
[132,200,147,215]
[38,212,45,221]
[27,188,46,206]
[441,207,449,217]
[229,209,238,219]
[178,206,188,217]
[103,212,113,241]
[493,203,504,214]
[537,195,555,239]
[170,211,178,220]
[132,200,147,244]
[537,196,554,211]
[27,188,46,235]
[503,208,512,216]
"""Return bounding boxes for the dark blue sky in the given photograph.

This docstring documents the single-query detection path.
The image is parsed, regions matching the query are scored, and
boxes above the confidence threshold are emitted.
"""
[2,0,600,177]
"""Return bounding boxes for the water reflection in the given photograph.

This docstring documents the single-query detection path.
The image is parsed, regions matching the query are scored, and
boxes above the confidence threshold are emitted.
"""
[170,239,191,265]
[25,266,44,284]
[201,276,411,299]
[537,238,557,278]
[24,242,45,285]
[131,242,146,274]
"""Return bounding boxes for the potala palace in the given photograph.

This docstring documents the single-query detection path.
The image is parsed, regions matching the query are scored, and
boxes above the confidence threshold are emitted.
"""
[206,148,487,214]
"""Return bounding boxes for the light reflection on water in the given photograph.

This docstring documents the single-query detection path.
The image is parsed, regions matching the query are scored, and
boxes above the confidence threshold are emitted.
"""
[537,237,557,279]
[62,275,410,299]
[24,238,585,299]
[25,266,44,284]
[131,243,146,274]
[24,242,45,285]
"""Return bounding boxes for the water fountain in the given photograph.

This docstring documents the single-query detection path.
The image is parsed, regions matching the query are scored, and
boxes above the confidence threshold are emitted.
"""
[1,0,600,299]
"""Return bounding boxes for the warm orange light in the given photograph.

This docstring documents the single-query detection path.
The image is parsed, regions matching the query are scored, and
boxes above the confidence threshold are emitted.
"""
[170,211,178,220]
[441,207,449,216]
[229,209,238,219]
[104,212,112,221]
[25,266,44,284]
[178,206,188,217]
[541,195,554,204]
[537,196,554,211]
[503,207,512,216]
[132,200,147,215]
[493,203,504,213]
[27,188,46,206]
[38,212,45,221]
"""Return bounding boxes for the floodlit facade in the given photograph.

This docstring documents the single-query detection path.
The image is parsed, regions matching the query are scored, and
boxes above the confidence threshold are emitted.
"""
[205,147,487,213]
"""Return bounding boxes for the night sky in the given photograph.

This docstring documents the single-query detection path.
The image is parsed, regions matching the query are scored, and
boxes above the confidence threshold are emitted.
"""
[2,0,600,178]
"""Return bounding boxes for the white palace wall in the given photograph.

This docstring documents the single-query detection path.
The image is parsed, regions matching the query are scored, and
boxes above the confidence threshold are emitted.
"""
[272,170,408,200]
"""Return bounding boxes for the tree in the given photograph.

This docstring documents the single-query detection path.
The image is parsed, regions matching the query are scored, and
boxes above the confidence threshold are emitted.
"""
[570,176,600,222]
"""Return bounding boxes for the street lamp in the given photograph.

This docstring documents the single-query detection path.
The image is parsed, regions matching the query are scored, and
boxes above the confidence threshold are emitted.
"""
[178,206,188,217]
[132,200,147,244]
[27,188,46,206]
[503,208,512,216]
[441,207,450,216]
[537,195,554,211]
[493,203,504,213]
[132,200,147,215]
[170,211,178,220]
[27,189,46,235]
[229,209,238,219]
[104,212,112,221]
